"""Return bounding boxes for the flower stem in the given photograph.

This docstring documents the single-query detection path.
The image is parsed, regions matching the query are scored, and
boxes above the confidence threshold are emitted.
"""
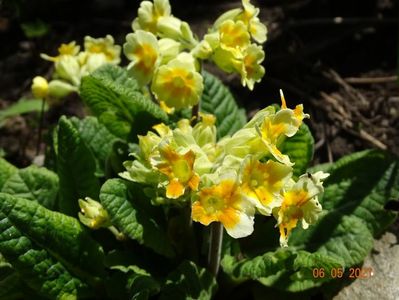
[207,222,223,276]
[191,103,200,125]
[36,98,46,155]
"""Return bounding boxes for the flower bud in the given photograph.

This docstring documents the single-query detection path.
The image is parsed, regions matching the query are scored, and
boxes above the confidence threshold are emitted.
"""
[55,55,81,86]
[48,80,78,98]
[31,76,49,99]
[78,197,111,229]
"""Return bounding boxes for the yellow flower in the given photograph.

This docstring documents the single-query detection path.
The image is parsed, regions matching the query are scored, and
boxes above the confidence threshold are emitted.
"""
[40,41,80,62]
[84,35,121,64]
[240,158,292,215]
[274,171,329,247]
[219,19,250,51]
[192,176,255,238]
[152,143,200,199]
[237,0,267,43]
[258,90,309,165]
[151,52,203,109]
[238,44,265,90]
[31,76,49,99]
[132,0,171,33]
[213,0,267,44]
[124,30,160,85]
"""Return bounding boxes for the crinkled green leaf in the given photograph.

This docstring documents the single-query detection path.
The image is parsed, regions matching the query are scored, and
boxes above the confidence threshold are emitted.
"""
[280,123,314,177]
[160,261,217,300]
[0,158,17,190]
[2,165,58,209]
[56,116,100,216]
[69,116,120,177]
[0,208,90,299]
[258,250,345,292]
[222,248,296,283]
[223,248,343,292]
[128,273,160,300]
[80,65,168,140]
[99,179,174,257]
[201,71,247,139]
[0,193,105,282]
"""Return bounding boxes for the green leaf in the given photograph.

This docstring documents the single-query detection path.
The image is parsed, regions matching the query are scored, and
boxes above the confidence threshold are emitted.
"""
[69,116,120,177]
[160,261,217,300]
[280,123,314,177]
[0,193,105,282]
[0,158,17,190]
[200,71,247,139]
[128,273,160,300]
[0,99,48,127]
[20,19,50,38]
[0,209,90,299]
[80,65,168,140]
[99,179,174,258]
[222,248,296,282]
[104,265,160,300]
[223,248,343,292]
[56,116,100,216]
[257,250,344,292]
[2,165,58,209]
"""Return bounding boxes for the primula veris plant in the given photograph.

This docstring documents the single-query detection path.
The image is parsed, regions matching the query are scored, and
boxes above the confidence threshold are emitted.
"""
[0,0,397,299]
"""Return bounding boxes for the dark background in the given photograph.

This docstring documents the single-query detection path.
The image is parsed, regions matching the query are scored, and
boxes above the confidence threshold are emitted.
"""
[0,0,398,166]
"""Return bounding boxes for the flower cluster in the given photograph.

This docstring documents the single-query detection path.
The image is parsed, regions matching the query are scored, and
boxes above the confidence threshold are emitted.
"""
[123,0,267,111]
[121,93,329,246]
[31,36,121,101]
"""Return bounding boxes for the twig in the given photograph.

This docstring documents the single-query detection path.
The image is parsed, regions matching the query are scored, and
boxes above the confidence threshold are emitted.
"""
[344,75,398,84]
[323,69,368,106]
[208,222,223,276]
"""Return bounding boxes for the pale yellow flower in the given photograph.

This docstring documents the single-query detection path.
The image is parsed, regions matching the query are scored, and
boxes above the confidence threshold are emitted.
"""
[219,19,250,51]
[274,171,329,247]
[124,30,160,85]
[151,53,203,109]
[132,0,171,33]
[240,158,292,215]
[192,175,255,238]
[84,35,121,64]
[258,90,309,165]
[237,0,267,43]
[238,44,265,90]
[40,41,80,62]
[152,142,200,199]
